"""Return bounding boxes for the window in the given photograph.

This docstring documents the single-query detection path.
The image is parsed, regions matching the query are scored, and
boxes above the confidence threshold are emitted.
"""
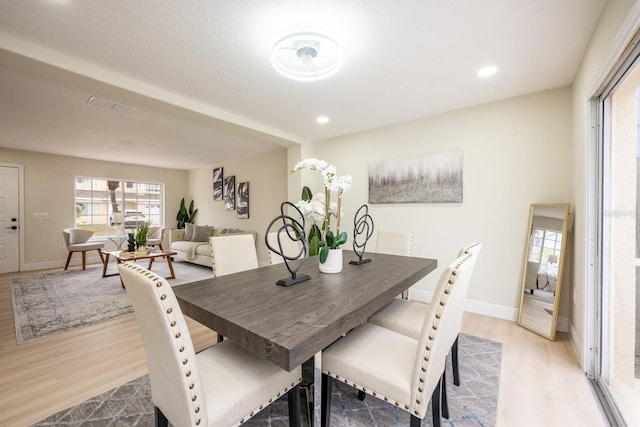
[74,177,163,237]
[528,228,562,277]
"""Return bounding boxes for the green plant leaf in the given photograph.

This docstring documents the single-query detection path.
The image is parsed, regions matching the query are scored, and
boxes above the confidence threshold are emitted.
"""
[309,235,320,257]
[309,224,322,243]
[301,186,313,202]
[319,245,329,263]
[325,230,335,248]
[335,231,348,246]
[187,208,198,223]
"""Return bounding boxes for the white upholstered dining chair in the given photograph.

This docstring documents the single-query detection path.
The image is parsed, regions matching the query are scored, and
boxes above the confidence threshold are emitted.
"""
[368,242,482,387]
[321,252,478,427]
[374,230,413,299]
[209,234,259,343]
[374,229,413,256]
[62,228,104,270]
[118,262,302,427]
[209,234,259,277]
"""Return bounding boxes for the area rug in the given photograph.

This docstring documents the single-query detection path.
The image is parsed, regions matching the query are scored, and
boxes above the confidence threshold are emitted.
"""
[32,333,502,426]
[10,260,213,344]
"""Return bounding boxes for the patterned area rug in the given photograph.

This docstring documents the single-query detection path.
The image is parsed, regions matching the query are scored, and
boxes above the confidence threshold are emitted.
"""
[32,333,501,426]
[10,260,212,343]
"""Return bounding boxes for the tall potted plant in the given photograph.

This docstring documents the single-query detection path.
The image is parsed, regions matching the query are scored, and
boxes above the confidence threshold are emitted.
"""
[176,198,198,229]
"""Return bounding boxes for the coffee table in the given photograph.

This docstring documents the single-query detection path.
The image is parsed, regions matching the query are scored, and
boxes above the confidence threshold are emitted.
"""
[101,249,178,287]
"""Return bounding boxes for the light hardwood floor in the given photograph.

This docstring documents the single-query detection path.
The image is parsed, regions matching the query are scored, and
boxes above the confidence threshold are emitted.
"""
[0,268,605,427]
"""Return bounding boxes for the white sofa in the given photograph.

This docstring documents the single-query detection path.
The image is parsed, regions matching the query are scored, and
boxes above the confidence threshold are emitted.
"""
[169,226,257,268]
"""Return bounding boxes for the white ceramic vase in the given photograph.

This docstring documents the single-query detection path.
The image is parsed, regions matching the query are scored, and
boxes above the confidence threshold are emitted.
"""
[319,248,343,273]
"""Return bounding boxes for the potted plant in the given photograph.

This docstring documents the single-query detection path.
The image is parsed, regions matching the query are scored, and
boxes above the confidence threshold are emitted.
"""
[176,198,198,229]
[135,222,150,253]
[291,158,352,272]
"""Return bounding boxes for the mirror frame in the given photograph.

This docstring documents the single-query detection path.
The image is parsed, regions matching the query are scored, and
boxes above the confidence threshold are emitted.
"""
[517,203,570,341]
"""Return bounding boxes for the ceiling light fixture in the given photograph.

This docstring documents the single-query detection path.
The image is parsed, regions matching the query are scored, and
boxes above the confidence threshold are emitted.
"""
[477,65,498,78]
[271,32,342,81]
[316,116,329,124]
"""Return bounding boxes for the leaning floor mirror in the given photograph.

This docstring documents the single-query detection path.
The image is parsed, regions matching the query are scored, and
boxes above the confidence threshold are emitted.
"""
[517,203,570,341]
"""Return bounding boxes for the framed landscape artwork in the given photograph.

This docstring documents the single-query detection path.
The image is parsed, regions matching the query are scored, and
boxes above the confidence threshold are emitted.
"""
[213,167,223,201]
[369,151,463,203]
[237,182,249,219]
[224,175,235,211]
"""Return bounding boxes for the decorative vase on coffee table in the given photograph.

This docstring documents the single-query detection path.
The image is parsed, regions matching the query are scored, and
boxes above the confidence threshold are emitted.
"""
[319,248,343,273]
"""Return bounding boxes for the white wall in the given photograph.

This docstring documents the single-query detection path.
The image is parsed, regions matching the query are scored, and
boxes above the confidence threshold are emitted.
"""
[308,87,573,321]
[0,147,187,270]
[187,149,288,264]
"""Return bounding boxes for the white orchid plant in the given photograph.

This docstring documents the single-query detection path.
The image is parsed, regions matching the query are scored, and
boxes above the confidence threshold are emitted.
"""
[291,158,352,263]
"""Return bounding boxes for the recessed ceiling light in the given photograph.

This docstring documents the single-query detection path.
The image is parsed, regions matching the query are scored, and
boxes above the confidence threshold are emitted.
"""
[317,116,329,124]
[272,32,342,81]
[477,65,498,78]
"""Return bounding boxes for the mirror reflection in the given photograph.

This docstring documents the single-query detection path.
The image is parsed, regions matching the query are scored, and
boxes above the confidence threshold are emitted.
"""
[518,203,570,341]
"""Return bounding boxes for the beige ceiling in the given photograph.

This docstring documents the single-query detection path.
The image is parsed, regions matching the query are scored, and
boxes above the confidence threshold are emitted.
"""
[0,0,606,170]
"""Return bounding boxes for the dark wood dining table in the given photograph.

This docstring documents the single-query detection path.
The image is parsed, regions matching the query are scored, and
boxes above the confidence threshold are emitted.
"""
[174,252,437,425]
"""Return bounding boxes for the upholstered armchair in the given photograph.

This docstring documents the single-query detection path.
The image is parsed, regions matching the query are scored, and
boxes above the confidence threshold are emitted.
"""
[62,228,104,270]
[146,226,165,250]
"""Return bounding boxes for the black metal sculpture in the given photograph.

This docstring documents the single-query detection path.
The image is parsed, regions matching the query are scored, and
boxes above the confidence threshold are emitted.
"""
[349,204,374,265]
[264,201,311,286]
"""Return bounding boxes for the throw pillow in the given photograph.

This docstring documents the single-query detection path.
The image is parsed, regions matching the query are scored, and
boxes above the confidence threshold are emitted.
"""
[183,223,194,241]
[191,225,214,242]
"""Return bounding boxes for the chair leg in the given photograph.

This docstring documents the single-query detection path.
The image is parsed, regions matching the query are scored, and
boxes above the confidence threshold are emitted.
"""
[217,334,224,343]
[64,251,73,270]
[430,376,442,427]
[154,406,168,427]
[321,373,332,427]
[452,334,460,386]
[287,384,301,427]
[357,390,366,401]
[81,251,87,270]
[410,414,422,427]
[441,371,449,419]
[97,249,105,263]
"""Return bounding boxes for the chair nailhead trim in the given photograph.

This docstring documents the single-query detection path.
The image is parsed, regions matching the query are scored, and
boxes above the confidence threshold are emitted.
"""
[171,321,176,327]
[411,253,473,414]
[324,372,409,415]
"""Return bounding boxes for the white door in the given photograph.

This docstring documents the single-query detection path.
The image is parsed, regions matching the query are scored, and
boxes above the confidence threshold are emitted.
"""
[0,166,20,273]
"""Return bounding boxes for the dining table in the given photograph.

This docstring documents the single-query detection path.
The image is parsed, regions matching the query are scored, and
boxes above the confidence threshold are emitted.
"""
[174,252,437,425]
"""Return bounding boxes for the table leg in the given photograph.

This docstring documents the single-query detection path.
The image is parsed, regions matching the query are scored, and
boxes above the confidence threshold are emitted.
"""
[165,255,176,280]
[313,351,322,427]
[101,252,110,277]
[148,257,154,269]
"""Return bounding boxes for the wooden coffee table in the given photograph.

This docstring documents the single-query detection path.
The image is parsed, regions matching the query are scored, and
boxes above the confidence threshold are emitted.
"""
[101,249,178,287]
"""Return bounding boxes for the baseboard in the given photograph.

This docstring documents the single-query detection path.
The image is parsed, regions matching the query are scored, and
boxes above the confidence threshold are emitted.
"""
[410,288,518,321]
[409,288,569,332]
[570,323,584,369]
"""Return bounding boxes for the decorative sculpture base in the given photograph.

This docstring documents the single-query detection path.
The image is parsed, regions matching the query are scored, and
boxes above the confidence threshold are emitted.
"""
[349,258,371,265]
[276,274,311,287]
